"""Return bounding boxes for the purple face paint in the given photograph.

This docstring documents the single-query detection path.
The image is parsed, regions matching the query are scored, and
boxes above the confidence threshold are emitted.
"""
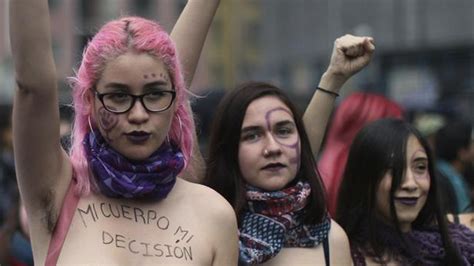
[143,74,149,79]
[98,107,118,142]
[159,72,169,83]
[265,107,301,168]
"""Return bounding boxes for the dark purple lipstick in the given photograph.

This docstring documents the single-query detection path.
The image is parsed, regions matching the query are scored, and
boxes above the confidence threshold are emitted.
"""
[395,197,418,206]
[262,163,286,172]
[126,131,150,143]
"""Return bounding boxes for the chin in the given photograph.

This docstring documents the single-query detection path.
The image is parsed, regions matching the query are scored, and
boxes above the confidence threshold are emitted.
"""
[259,177,293,192]
[397,214,418,226]
[120,148,155,161]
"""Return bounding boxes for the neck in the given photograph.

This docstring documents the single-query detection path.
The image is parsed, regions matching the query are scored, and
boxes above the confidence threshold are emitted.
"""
[399,222,412,233]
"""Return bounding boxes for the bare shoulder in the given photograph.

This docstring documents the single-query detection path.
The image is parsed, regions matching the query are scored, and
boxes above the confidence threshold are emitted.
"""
[329,219,349,243]
[174,178,236,218]
[173,178,238,263]
[328,219,352,264]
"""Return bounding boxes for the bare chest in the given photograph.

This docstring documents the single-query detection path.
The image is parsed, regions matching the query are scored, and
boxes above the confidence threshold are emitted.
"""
[261,246,326,266]
[56,196,212,265]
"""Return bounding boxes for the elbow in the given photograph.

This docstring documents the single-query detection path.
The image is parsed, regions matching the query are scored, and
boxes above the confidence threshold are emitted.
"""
[14,74,57,97]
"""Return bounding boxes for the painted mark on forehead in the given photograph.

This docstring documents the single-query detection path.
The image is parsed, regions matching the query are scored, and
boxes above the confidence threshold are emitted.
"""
[159,73,170,82]
[265,107,300,167]
[144,73,158,79]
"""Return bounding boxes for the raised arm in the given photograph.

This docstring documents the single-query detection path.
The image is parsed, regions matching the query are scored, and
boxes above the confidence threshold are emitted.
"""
[9,0,71,232]
[303,35,375,155]
[171,0,221,89]
[170,0,220,183]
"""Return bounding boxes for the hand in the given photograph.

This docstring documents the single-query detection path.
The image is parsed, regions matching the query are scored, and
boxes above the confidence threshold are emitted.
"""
[325,34,375,83]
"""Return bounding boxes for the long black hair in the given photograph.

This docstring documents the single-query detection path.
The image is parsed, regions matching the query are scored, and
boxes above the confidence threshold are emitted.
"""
[205,81,327,224]
[336,118,462,264]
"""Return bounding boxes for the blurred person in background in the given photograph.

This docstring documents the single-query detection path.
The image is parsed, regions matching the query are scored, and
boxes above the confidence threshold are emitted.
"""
[315,92,404,216]
[59,106,73,151]
[435,120,473,216]
[0,105,33,265]
[412,112,446,153]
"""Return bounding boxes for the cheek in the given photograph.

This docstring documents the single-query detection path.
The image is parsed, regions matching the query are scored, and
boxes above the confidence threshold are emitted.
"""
[414,172,431,192]
[238,145,257,179]
[414,171,430,181]
[238,145,251,168]
[97,107,119,132]
[419,175,431,193]
[377,180,392,209]
[279,135,300,166]
[375,190,391,218]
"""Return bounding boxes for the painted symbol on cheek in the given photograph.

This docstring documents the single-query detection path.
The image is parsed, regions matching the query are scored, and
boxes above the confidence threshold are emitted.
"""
[98,107,118,142]
[265,107,301,168]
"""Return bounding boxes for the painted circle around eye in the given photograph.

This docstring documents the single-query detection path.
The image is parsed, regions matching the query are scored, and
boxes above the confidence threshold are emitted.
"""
[265,107,300,166]
[265,108,299,148]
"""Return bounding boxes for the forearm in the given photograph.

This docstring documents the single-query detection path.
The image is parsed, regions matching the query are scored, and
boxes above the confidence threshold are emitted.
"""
[303,72,347,155]
[10,0,57,92]
[171,0,220,89]
[304,35,374,156]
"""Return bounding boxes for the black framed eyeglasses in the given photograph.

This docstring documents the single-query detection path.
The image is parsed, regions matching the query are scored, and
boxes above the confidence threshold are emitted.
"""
[95,89,176,114]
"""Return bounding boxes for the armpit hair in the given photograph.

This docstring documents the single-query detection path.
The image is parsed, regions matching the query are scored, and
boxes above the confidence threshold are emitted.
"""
[40,189,58,234]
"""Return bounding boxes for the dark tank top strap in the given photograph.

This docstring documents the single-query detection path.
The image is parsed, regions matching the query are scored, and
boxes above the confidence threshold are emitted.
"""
[323,236,330,266]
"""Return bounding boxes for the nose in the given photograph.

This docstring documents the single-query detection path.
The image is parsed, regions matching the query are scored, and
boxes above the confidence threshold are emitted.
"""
[263,133,282,158]
[400,170,418,192]
[127,99,150,124]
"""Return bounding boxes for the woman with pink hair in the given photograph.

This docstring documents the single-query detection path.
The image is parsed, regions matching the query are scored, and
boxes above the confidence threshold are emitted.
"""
[9,0,238,265]
[316,92,404,215]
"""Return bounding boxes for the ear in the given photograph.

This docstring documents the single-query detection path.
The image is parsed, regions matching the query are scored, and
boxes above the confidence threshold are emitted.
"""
[85,89,95,112]
[84,89,98,124]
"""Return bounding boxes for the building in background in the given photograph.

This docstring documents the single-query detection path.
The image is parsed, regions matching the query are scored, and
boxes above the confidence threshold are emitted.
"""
[1,0,473,122]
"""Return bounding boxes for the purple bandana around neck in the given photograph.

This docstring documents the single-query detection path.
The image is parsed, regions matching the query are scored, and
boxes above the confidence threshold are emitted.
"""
[83,131,184,200]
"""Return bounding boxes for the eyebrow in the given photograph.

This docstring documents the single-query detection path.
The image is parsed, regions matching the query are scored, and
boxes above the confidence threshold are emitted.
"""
[241,125,262,134]
[103,82,129,91]
[143,81,170,89]
[103,80,171,92]
[413,157,428,163]
[274,120,295,127]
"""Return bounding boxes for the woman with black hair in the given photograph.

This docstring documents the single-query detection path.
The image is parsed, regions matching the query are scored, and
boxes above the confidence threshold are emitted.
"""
[336,118,474,265]
[205,35,375,265]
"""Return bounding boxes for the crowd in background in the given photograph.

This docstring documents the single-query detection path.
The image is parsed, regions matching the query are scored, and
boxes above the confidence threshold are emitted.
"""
[1,0,473,264]
[1,91,472,264]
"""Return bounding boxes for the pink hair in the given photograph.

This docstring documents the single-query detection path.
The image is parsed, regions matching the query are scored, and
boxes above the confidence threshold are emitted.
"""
[318,92,404,216]
[69,17,194,196]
